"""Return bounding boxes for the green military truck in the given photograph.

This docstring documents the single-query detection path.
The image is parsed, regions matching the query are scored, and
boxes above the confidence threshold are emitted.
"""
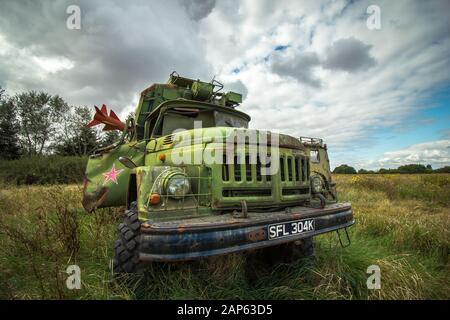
[82,72,354,273]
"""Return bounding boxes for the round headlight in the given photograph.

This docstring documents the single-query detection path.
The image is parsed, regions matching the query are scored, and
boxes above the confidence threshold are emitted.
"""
[311,176,323,193]
[165,173,190,199]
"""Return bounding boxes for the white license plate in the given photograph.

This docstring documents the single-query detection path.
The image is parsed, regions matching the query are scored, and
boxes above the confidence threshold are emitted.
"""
[268,219,315,240]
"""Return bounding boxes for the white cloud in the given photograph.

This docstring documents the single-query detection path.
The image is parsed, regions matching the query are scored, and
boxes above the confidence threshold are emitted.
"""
[360,140,450,169]
[32,56,74,74]
[200,0,450,157]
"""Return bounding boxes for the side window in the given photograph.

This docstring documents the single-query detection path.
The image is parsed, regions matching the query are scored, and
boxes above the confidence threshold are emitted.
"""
[145,117,158,139]
[310,150,320,163]
[152,116,163,137]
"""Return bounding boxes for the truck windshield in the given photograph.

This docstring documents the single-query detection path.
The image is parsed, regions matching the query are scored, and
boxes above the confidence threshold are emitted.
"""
[154,107,249,137]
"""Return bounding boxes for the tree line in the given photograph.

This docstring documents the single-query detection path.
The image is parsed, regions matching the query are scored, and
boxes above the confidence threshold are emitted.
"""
[333,163,450,174]
[0,87,120,160]
[2,86,448,174]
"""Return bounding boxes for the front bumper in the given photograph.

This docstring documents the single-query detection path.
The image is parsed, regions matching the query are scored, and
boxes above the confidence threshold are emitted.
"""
[139,203,354,262]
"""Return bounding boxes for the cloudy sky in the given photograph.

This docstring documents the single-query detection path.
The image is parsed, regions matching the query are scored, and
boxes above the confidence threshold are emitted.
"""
[0,0,449,169]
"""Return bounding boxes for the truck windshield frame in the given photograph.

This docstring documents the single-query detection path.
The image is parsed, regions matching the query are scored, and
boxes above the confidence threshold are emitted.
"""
[151,105,249,138]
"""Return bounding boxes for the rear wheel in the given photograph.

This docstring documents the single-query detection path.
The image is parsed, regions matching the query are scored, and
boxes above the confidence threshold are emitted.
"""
[112,203,142,274]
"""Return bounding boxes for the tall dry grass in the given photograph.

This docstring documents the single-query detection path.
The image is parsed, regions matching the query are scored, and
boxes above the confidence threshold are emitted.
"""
[334,174,449,263]
[0,174,448,299]
[0,184,124,299]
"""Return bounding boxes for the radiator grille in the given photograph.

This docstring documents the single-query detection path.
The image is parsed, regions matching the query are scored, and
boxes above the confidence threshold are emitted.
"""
[222,154,274,183]
[279,155,309,182]
[220,153,309,199]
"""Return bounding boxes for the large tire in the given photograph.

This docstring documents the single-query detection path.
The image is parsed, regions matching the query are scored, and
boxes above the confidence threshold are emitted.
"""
[112,203,142,274]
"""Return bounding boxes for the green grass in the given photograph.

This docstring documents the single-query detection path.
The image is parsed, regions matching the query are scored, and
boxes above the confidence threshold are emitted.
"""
[0,174,448,299]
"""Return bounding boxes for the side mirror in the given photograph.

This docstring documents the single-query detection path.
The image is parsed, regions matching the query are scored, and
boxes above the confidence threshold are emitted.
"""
[119,156,137,169]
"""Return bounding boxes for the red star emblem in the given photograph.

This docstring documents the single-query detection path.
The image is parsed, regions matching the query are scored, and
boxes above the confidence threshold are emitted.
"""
[103,164,124,184]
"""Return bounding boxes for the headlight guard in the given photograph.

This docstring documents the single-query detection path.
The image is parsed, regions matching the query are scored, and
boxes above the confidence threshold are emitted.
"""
[161,171,191,199]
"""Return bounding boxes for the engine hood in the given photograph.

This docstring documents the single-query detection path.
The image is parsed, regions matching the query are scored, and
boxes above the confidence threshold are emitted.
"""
[153,127,305,151]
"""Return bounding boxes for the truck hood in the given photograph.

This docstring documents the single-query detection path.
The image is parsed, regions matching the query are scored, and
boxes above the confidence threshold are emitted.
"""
[157,127,305,150]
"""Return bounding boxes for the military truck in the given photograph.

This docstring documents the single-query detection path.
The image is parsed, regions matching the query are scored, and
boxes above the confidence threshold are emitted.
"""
[82,72,354,273]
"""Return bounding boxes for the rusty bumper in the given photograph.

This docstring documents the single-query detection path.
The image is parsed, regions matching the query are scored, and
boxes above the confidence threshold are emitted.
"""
[138,203,354,262]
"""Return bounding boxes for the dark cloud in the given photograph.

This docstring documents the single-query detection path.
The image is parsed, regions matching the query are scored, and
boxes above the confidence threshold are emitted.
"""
[0,0,213,113]
[323,37,376,72]
[271,51,321,87]
[180,0,216,21]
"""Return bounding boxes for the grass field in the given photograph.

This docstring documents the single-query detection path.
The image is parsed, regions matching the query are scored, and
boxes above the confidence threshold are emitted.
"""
[0,174,448,299]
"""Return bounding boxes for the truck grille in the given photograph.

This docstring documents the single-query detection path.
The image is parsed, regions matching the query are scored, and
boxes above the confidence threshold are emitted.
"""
[222,154,272,183]
[221,154,308,184]
[215,151,310,208]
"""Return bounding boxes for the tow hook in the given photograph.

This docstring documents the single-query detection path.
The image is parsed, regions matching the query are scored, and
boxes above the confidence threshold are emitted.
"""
[336,227,351,248]
[317,193,327,208]
[233,200,248,218]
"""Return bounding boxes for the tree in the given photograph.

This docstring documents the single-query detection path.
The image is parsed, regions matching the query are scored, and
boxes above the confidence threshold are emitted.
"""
[100,130,121,148]
[397,164,428,174]
[333,164,357,174]
[0,89,21,159]
[13,91,69,156]
[53,106,100,156]
[434,166,450,173]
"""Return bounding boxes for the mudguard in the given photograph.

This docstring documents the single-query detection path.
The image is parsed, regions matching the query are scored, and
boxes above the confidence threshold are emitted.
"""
[82,141,146,212]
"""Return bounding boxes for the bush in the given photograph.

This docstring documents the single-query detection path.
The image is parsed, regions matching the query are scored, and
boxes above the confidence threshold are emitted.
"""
[397,164,430,174]
[358,169,375,174]
[333,164,357,174]
[435,166,450,173]
[0,156,87,185]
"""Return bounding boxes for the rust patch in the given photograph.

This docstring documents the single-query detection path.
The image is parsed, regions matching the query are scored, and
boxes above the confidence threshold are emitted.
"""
[82,186,108,212]
[141,222,152,229]
[247,229,266,242]
[212,198,220,208]
[278,133,305,150]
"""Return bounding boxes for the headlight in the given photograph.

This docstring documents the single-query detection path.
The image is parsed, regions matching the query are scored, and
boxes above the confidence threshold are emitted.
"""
[163,172,190,199]
[311,176,323,193]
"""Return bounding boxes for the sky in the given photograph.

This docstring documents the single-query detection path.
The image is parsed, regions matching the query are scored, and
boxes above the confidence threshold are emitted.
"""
[0,0,449,169]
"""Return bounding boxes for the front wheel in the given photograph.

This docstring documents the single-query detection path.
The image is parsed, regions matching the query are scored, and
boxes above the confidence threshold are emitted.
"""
[112,203,143,274]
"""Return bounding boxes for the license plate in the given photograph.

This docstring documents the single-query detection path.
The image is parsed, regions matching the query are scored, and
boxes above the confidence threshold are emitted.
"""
[268,219,315,240]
